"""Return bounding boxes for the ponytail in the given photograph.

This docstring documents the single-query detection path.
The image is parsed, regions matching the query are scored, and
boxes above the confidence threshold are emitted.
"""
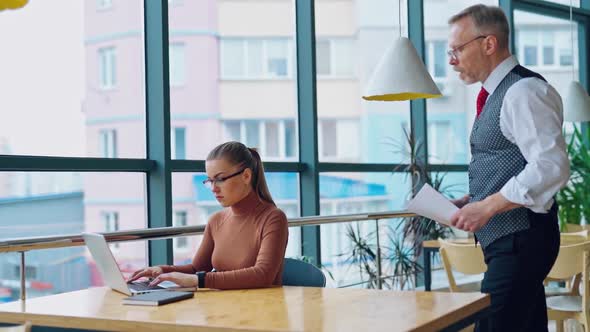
[247,147,275,206]
[206,141,275,205]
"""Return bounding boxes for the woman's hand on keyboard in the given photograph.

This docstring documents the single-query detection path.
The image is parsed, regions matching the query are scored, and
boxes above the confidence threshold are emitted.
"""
[148,272,199,288]
[127,266,164,283]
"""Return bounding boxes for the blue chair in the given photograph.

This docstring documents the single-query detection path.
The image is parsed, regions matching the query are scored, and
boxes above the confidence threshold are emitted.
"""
[282,258,326,287]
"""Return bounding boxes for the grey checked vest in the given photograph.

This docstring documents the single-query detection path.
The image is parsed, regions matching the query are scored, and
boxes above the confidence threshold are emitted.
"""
[469,65,546,249]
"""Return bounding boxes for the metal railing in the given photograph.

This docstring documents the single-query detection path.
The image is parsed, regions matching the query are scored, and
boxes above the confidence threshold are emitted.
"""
[0,210,417,300]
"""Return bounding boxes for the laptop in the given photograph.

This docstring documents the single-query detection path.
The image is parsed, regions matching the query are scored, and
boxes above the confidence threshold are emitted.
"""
[83,232,196,296]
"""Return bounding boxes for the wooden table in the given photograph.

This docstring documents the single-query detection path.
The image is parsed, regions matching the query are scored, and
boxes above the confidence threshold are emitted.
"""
[0,286,489,332]
[422,238,474,291]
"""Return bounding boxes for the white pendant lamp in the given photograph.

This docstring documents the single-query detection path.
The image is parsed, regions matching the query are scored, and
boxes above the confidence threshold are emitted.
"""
[362,37,442,101]
[362,0,441,102]
[0,0,28,11]
[565,81,590,122]
[564,0,590,122]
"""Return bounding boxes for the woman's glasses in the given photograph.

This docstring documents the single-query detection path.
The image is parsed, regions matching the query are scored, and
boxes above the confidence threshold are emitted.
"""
[202,168,246,189]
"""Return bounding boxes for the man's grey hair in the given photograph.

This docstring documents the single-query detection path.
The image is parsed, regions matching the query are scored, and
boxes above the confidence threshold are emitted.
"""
[449,4,510,50]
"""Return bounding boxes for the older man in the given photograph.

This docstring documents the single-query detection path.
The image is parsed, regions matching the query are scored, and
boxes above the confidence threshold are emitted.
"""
[447,4,570,331]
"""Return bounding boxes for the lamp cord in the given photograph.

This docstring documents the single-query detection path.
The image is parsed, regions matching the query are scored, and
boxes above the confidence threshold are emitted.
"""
[399,0,402,38]
[570,0,574,80]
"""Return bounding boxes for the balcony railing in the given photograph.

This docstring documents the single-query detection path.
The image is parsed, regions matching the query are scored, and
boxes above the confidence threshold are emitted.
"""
[0,210,417,300]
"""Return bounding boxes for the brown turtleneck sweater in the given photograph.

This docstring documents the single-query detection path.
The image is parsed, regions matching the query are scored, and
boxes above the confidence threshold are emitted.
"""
[162,191,289,290]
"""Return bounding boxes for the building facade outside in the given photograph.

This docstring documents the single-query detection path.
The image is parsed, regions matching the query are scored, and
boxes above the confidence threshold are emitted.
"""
[0,0,580,298]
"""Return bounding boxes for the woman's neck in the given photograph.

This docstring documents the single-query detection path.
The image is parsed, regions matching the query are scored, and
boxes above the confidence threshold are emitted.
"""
[230,190,260,216]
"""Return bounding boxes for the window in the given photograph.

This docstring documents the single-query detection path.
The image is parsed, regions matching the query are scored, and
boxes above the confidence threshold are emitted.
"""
[98,47,116,89]
[222,120,297,160]
[560,48,573,66]
[316,40,331,76]
[224,121,241,142]
[102,211,119,248]
[169,43,186,86]
[96,0,112,10]
[425,40,448,93]
[425,41,447,78]
[316,39,355,77]
[520,30,538,66]
[320,120,337,158]
[319,119,360,161]
[220,39,293,79]
[264,122,280,158]
[168,0,183,6]
[516,28,576,69]
[173,211,188,250]
[99,129,117,158]
[428,121,453,163]
[541,31,554,66]
[244,121,260,149]
[171,127,186,159]
[13,265,37,280]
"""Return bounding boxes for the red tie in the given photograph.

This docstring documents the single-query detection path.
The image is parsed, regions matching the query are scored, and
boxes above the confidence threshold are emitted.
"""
[476,87,489,118]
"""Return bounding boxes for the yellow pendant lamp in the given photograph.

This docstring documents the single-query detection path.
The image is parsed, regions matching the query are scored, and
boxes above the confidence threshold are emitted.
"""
[362,37,442,101]
[0,0,28,11]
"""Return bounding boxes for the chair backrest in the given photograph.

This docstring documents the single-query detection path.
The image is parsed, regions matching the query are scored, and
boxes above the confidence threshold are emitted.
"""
[547,241,590,314]
[562,223,589,233]
[560,230,589,245]
[439,238,487,292]
[282,258,326,287]
[0,322,31,332]
[548,241,590,280]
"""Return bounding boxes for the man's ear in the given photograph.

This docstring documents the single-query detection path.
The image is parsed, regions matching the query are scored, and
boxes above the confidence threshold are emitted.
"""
[484,35,498,55]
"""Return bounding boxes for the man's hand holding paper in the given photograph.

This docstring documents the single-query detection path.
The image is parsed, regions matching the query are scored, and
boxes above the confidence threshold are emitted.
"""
[405,184,459,227]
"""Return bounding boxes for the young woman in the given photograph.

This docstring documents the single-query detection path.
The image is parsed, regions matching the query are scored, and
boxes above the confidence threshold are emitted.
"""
[128,141,289,289]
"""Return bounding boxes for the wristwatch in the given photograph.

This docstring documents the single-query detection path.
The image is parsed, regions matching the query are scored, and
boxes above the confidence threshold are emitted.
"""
[196,271,207,288]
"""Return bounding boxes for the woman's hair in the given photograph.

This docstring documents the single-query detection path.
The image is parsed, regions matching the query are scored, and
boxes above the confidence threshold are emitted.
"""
[206,141,275,205]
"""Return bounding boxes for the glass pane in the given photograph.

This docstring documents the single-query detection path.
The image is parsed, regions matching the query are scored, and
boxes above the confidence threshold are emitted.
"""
[542,0,580,6]
[265,122,280,158]
[172,172,301,265]
[248,40,264,77]
[169,43,186,86]
[266,40,289,77]
[316,39,331,76]
[515,11,579,139]
[333,39,355,77]
[319,172,411,288]
[220,40,244,77]
[316,0,410,163]
[1,1,146,158]
[169,1,298,160]
[0,172,147,301]
[245,121,260,148]
[514,11,579,99]
[424,0,498,166]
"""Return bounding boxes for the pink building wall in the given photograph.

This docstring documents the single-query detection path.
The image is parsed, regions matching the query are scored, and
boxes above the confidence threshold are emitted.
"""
[83,0,220,267]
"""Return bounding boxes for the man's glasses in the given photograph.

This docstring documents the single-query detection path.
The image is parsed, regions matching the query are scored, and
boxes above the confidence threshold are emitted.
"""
[202,168,246,189]
[447,35,487,61]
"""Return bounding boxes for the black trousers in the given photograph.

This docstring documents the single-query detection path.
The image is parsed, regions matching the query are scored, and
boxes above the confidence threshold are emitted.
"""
[476,206,560,332]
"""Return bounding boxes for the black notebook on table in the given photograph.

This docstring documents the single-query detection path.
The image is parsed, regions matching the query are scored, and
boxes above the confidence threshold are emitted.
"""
[122,291,194,306]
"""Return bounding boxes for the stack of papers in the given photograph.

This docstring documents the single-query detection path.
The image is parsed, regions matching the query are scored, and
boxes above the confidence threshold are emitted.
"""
[406,183,459,227]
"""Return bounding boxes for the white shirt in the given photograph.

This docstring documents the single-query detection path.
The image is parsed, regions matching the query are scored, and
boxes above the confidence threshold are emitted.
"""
[481,55,570,213]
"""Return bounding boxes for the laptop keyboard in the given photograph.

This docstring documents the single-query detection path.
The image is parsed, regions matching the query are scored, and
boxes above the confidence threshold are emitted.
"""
[129,280,164,291]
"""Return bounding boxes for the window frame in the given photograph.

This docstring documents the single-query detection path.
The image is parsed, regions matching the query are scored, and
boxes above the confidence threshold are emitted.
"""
[2,0,587,280]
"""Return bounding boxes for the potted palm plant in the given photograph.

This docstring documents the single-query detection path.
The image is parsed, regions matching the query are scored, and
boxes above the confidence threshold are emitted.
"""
[339,128,457,289]
[557,126,590,230]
